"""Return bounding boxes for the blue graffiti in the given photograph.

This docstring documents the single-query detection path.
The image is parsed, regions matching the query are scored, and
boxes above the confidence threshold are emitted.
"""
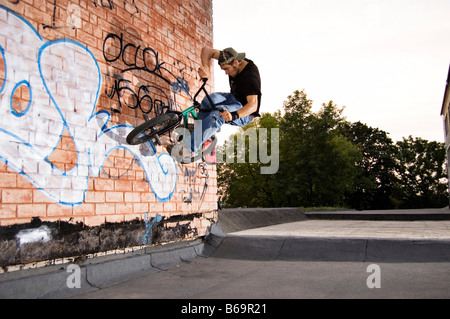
[10,80,32,117]
[171,77,190,96]
[0,5,177,205]
[142,213,163,245]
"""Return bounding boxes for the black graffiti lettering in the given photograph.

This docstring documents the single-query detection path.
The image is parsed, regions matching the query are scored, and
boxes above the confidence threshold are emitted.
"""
[93,0,114,10]
[105,75,171,115]
[42,0,58,29]
[138,92,152,114]
[105,77,137,112]
[103,32,174,84]
[102,32,192,125]
[103,33,122,63]
[93,0,138,15]
[122,44,164,77]
[142,47,163,75]
[154,99,170,115]
[121,87,139,110]
[42,0,81,30]
[122,42,137,67]
[179,163,209,206]
[137,86,154,114]
[126,0,139,15]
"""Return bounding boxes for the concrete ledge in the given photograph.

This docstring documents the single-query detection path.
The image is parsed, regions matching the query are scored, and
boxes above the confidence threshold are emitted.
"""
[305,208,450,221]
[218,207,308,233]
[0,239,206,299]
[209,235,450,263]
[365,239,450,262]
[211,235,285,261]
[279,237,367,261]
[4,207,450,298]
[85,254,155,289]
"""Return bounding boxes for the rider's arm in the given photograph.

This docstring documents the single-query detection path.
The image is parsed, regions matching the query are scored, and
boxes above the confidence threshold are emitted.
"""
[220,95,258,122]
[238,95,258,118]
[199,47,220,79]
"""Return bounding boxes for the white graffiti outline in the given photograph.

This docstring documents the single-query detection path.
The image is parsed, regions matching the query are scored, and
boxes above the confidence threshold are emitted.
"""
[0,6,177,205]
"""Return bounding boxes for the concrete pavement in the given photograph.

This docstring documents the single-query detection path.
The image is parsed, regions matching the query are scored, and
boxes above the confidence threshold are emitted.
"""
[2,207,450,299]
[235,219,450,240]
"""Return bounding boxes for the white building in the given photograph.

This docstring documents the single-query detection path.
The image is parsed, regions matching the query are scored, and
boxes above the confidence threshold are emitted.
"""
[440,64,450,206]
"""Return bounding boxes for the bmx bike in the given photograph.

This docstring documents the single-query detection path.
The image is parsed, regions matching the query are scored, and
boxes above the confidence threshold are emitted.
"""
[126,78,217,164]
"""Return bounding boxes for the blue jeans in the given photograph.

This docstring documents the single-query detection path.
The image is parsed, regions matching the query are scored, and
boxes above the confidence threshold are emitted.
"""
[189,93,253,152]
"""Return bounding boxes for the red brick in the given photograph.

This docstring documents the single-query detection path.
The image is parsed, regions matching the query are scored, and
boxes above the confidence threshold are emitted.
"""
[2,189,32,203]
[141,192,156,203]
[114,180,133,192]
[84,215,106,227]
[17,174,34,188]
[124,192,140,203]
[95,203,115,215]
[47,204,73,217]
[0,204,16,219]
[116,203,133,215]
[84,191,105,203]
[106,214,124,223]
[17,204,47,217]
[94,179,115,191]
[76,29,97,48]
[163,202,177,212]
[0,0,217,236]
[73,203,95,216]
[133,180,149,192]
[133,202,148,214]
[0,173,16,188]
[105,191,124,202]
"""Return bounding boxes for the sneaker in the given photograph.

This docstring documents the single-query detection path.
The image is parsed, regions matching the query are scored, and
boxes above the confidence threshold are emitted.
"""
[166,142,194,163]
[170,123,195,144]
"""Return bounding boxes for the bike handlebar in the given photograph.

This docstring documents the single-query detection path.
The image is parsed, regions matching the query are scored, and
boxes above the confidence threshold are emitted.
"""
[193,78,215,108]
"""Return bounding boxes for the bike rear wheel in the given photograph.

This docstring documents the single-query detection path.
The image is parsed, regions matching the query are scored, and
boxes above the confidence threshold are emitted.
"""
[126,112,179,145]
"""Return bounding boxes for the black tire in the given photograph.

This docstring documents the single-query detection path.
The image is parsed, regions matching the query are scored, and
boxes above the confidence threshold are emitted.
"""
[126,113,179,145]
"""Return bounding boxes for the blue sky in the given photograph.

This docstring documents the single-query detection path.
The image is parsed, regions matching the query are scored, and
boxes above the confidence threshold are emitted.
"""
[212,0,450,143]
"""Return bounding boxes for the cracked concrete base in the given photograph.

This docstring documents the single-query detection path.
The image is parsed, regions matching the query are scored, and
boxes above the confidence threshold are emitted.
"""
[0,238,207,299]
[4,208,450,299]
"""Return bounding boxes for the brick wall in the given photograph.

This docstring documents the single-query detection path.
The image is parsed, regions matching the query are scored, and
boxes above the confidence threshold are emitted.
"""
[0,0,217,246]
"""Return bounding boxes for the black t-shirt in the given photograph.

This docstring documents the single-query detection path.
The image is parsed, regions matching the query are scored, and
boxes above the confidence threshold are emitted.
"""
[229,59,262,117]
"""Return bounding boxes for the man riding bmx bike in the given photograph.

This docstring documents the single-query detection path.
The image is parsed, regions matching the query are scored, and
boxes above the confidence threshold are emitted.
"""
[170,47,262,156]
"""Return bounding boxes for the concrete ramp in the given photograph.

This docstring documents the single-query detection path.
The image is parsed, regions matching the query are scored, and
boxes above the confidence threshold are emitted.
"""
[208,208,450,263]
[218,207,308,233]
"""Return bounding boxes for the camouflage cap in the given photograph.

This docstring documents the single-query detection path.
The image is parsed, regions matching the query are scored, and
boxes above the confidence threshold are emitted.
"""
[218,47,246,66]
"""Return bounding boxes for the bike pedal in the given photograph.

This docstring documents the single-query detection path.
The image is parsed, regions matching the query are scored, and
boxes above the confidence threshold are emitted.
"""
[151,134,162,146]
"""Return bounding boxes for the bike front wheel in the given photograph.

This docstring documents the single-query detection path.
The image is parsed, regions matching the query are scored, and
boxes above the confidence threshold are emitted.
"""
[126,113,179,145]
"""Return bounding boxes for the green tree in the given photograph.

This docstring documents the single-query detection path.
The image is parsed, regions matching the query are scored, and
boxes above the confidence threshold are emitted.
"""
[276,90,315,206]
[277,91,361,207]
[218,90,361,208]
[217,113,281,208]
[393,136,448,208]
[217,90,449,210]
[339,121,398,210]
